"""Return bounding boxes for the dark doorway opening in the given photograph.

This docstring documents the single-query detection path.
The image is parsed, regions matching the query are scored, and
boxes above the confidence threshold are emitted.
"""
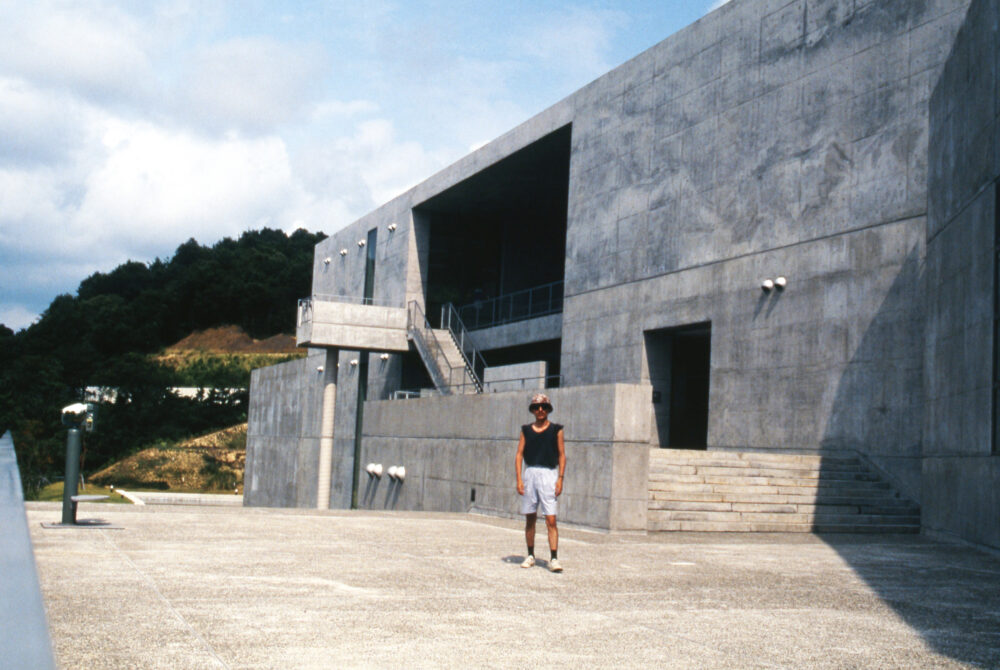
[644,322,711,449]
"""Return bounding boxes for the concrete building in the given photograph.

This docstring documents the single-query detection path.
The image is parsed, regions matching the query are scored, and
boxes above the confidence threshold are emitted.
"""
[246,0,1000,551]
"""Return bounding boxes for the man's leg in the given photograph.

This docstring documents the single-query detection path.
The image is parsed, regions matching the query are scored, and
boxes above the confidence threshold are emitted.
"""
[545,514,558,553]
[521,512,537,567]
[545,515,562,572]
[525,512,537,550]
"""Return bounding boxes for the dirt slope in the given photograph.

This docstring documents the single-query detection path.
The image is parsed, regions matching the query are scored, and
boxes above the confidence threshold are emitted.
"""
[90,424,246,492]
[167,325,298,354]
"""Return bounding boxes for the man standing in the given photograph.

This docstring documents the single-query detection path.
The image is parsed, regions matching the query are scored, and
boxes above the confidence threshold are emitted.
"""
[515,393,566,572]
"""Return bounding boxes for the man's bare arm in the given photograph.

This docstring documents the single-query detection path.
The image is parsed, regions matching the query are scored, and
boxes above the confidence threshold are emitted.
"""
[555,428,566,497]
[515,432,526,495]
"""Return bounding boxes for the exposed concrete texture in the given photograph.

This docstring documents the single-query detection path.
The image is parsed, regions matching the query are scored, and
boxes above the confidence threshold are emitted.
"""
[27,503,1000,669]
[245,0,1000,551]
[245,352,326,508]
[361,384,651,530]
[924,0,1000,549]
[472,313,562,350]
[1,434,56,670]
[483,361,547,392]
[296,300,409,351]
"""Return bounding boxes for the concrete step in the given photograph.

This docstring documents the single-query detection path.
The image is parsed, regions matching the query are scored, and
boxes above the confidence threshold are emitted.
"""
[649,460,868,477]
[647,519,920,533]
[647,500,919,515]
[647,489,912,506]
[648,509,920,524]
[647,448,920,534]
[650,449,860,467]
[649,471,882,486]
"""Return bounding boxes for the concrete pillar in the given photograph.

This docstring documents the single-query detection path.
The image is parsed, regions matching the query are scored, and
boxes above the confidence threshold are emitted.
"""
[316,348,339,509]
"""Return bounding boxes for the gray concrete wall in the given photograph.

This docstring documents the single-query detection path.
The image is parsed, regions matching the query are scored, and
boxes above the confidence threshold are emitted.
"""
[359,384,651,530]
[484,361,547,392]
[924,0,1000,549]
[555,0,970,502]
[245,352,324,508]
[247,0,981,522]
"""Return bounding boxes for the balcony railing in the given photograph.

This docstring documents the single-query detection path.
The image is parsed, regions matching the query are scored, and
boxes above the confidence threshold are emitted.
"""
[455,280,564,330]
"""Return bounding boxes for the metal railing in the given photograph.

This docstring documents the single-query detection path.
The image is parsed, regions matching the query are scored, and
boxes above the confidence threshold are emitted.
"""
[440,303,486,392]
[390,374,561,400]
[456,280,564,330]
[406,301,452,393]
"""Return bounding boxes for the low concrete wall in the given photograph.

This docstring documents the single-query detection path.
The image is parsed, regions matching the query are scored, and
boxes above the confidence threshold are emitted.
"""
[0,431,56,669]
[484,361,547,392]
[360,384,651,530]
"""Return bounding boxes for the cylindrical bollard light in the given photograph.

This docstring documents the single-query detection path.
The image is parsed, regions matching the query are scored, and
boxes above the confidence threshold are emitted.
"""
[61,428,81,525]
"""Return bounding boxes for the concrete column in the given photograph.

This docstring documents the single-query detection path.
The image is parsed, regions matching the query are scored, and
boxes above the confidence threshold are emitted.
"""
[316,348,339,509]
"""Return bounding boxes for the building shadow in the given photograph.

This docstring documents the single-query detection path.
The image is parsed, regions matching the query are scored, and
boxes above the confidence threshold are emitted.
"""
[816,247,1000,668]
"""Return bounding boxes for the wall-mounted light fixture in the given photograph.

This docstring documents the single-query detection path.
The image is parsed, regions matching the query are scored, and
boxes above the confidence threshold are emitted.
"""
[761,276,788,292]
[323,257,331,264]
[316,366,324,372]
[379,353,389,360]
[365,463,383,478]
[387,223,397,232]
[339,248,348,256]
[350,359,359,366]
[358,239,366,247]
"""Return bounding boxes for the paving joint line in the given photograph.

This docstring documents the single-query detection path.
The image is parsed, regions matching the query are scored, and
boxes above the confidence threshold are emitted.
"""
[97,529,232,670]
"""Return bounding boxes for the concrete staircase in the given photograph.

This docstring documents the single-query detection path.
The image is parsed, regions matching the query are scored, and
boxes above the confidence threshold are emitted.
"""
[428,329,478,393]
[648,449,920,533]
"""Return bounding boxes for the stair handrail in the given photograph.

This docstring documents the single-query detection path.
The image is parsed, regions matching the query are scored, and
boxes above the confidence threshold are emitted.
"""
[406,301,453,394]
[439,302,486,393]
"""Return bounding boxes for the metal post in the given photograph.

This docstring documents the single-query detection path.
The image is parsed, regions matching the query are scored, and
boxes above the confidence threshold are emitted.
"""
[61,428,81,525]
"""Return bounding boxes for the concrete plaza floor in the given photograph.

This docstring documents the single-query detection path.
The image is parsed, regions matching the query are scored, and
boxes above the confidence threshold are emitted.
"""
[25,502,1000,669]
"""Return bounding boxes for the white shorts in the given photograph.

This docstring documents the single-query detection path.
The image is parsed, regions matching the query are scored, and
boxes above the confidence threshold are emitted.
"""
[521,466,558,516]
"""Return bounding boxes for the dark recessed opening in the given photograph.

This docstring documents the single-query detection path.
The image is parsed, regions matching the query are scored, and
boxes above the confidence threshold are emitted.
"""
[416,125,571,322]
[645,323,712,449]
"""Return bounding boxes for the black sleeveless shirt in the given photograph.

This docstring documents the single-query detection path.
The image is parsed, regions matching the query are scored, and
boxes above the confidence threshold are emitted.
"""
[521,422,563,468]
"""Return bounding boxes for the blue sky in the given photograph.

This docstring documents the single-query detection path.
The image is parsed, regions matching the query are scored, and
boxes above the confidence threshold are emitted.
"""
[0,0,727,332]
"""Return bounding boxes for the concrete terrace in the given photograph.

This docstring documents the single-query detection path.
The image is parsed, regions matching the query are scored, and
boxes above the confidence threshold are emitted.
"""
[26,501,1000,669]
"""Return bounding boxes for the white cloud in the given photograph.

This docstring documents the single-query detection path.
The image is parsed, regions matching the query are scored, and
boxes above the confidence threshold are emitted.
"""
[0,2,154,105]
[514,7,629,84]
[173,37,326,134]
[0,305,39,332]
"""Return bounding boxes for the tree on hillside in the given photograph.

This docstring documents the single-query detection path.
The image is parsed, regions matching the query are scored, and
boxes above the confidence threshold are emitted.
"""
[2,226,325,495]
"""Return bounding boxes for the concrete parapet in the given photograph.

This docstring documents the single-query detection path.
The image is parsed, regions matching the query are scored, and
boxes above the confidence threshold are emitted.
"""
[296,299,409,352]
[361,383,652,530]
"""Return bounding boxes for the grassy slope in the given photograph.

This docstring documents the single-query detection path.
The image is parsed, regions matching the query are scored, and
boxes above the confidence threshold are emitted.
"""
[89,424,247,493]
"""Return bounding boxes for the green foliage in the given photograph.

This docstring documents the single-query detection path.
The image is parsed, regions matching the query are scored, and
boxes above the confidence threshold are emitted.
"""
[1,227,324,495]
[162,352,304,388]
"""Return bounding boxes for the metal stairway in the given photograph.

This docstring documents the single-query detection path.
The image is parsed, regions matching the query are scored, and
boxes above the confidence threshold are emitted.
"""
[648,449,920,533]
[407,301,485,395]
